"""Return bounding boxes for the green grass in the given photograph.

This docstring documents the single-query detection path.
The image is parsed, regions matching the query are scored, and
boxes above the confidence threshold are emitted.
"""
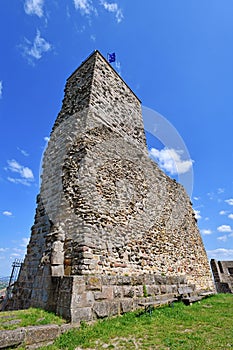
[40,294,233,350]
[0,307,66,330]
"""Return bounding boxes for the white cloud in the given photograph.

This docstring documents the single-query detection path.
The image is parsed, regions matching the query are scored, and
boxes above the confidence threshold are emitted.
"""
[24,0,44,17]
[100,1,123,23]
[2,211,13,217]
[73,0,96,15]
[194,210,201,220]
[225,198,233,206]
[6,159,34,186]
[207,248,233,260]
[0,81,3,99]
[218,188,225,194]
[0,248,8,252]
[66,5,71,18]
[7,177,32,186]
[193,196,200,201]
[201,229,212,235]
[21,30,52,64]
[44,136,50,142]
[10,253,21,257]
[219,210,227,215]
[217,225,232,233]
[7,160,34,179]
[207,192,214,200]
[149,147,193,175]
[217,235,228,242]
[17,147,29,157]
[20,237,30,248]
[115,60,121,75]
[228,214,233,220]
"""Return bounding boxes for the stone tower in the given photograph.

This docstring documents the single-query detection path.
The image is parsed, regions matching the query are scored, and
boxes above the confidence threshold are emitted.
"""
[9,51,215,321]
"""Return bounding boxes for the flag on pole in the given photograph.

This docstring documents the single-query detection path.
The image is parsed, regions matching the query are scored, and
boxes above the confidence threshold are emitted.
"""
[107,52,116,63]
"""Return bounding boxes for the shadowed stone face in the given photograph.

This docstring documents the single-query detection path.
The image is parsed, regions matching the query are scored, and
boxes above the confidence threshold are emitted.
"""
[62,125,148,228]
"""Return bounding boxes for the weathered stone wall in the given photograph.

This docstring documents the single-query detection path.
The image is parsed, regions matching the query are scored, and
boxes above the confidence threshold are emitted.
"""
[211,259,233,293]
[56,274,194,323]
[8,50,215,319]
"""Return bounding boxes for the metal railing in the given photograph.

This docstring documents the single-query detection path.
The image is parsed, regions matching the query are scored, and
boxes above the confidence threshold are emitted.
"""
[0,259,24,311]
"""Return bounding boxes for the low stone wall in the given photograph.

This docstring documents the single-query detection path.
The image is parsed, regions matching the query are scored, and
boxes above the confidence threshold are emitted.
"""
[52,273,207,322]
[0,323,73,349]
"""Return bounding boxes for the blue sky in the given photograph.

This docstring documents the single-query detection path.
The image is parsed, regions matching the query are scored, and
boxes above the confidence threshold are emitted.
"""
[1,0,233,277]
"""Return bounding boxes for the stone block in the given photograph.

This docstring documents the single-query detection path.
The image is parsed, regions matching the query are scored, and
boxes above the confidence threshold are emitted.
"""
[171,284,178,294]
[25,325,60,345]
[109,301,120,316]
[102,275,118,285]
[177,276,187,284]
[160,285,167,294]
[113,286,122,298]
[73,276,86,285]
[0,328,25,349]
[71,291,94,308]
[117,275,131,285]
[134,285,143,297]
[51,265,64,277]
[51,251,64,265]
[146,285,160,296]
[93,301,109,318]
[73,283,86,294]
[71,307,92,323]
[144,274,155,285]
[52,241,63,252]
[86,276,102,290]
[59,276,73,291]
[81,252,94,259]
[131,274,144,285]
[123,286,135,298]
[154,275,167,285]
[121,299,134,313]
[178,286,194,295]
[94,286,113,300]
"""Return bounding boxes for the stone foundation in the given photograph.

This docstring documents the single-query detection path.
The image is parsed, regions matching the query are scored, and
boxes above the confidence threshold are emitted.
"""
[27,273,202,322]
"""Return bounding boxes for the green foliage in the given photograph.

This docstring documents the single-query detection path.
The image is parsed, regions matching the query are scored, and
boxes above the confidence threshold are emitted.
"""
[0,308,66,330]
[43,294,233,350]
[143,284,148,297]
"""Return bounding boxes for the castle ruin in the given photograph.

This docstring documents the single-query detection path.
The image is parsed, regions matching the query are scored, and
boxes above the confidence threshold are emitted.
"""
[211,259,233,293]
[8,51,215,321]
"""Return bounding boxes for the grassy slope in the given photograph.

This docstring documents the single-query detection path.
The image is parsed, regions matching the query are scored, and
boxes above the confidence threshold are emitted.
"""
[42,294,233,350]
[0,308,65,330]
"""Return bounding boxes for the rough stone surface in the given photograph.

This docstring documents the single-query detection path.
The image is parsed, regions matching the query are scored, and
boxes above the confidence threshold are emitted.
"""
[0,324,74,349]
[6,50,215,321]
[0,328,26,349]
[211,259,233,293]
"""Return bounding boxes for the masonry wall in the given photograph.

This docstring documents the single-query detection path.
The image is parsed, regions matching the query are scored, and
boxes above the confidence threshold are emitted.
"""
[211,259,233,293]
[55,274,196,323]
[8,51,215,319]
